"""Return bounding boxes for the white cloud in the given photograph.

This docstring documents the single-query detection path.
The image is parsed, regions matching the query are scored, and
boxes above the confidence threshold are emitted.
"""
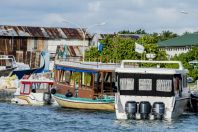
[0,0,198,34]
[88,1,101,12]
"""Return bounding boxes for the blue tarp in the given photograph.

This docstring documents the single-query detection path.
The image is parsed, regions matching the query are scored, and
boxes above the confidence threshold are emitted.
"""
[98,43,104,53]
[55,65,97,74]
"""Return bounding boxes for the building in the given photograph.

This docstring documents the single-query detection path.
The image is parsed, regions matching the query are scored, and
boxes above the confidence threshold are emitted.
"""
[91,33,142,46]
[0,25,91,68]
[157,33,198,58]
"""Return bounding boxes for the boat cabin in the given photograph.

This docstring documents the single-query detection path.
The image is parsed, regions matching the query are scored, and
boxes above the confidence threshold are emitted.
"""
[54,61,120,99]
[0,55,16,69]
[116,60,188,97]
[20,79,54,95]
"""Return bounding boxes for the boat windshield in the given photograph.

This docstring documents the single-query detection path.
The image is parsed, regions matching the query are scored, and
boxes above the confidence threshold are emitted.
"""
[20,81,53,95]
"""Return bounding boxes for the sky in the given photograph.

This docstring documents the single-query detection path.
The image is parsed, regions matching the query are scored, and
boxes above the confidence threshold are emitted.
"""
[0,0,198,35]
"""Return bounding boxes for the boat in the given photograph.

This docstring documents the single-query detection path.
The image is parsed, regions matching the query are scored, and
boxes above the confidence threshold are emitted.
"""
[115,60,190,120]
[11,72,55,105]
[0,55,17,77]
[51,60,120,111]
[11,51,46,79]
[189,90,198,112]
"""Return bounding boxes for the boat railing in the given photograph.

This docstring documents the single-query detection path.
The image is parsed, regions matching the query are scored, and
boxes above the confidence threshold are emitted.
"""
[120,60,184,70]
[0,55,17,67]
[55,59,120,70]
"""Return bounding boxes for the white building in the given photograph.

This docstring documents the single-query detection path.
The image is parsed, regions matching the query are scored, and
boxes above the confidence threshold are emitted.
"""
[157,33,198,58]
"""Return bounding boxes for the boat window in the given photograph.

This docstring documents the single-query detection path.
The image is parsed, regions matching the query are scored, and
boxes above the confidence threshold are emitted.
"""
[0,59,12,67]
[139,79,152,91]
[20,84,30,94]
[120,78,134,90]
[156,79,172,92]
[65,71,71,84]
[84,73,91,87]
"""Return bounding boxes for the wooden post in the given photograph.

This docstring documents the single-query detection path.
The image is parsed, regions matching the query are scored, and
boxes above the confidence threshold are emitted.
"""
[69,71,72,85]
[92,73,95,89]
[80,72,82,88]
[110,72,113,94]
[101,72,104,96]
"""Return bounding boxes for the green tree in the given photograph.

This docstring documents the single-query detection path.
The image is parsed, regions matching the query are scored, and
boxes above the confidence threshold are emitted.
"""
[85,34,168,62]
[172,47,198,80]
[159,30,178,41]
[118,29,147,34]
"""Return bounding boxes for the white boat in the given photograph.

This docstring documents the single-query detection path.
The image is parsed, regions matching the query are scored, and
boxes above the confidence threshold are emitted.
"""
[11,73,55,105]
[115,60,190,120]
[0,55,17,77]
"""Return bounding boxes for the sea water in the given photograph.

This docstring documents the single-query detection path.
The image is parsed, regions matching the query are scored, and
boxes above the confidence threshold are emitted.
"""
[0,102,198,132]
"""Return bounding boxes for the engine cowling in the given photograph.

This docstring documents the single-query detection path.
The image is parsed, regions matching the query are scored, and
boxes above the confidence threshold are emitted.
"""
[152,102,165,119]
[139,101,151,119]
[125,101,137,119]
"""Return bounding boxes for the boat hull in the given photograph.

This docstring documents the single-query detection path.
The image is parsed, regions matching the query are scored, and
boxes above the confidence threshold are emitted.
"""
[115,93,190,120]
[12,92,57,106]
[53,94,115,111]
[12,95,45,105]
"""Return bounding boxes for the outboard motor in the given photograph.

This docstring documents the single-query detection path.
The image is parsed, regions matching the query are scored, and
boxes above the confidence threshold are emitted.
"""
[152,102,165,119]
[43,92,52,104]
[139,101,151,119]
[125,101,137,119]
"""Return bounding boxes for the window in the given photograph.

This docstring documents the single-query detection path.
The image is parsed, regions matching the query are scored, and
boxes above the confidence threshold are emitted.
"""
[20,84,30,94]
[156,79,172,92]
[34,39,38,50]
[139,79,152,91]
[120,78,134,90]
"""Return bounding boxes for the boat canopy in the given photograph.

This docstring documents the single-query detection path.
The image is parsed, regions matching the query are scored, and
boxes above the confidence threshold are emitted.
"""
[55,65,97,74]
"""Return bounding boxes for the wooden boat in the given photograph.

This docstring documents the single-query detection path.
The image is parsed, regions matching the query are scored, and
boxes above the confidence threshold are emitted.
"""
[0,55,17,77]
[115,60,191,120]
[51,60,120,111]
[11,73,55,105]
[53,94,114,111]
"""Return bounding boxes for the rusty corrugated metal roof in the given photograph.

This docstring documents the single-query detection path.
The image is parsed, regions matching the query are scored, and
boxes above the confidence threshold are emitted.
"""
[0,25,90,39]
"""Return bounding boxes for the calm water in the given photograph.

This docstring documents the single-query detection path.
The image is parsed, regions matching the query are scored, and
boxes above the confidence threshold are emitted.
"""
[0,102,198,132]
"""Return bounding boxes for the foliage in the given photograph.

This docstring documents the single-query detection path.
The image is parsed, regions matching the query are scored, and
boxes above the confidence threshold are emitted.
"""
[85,33,168,62]
[118,29,147,34]
[172,47,198,80]
[85,29,198,80]
[158,31,178,41]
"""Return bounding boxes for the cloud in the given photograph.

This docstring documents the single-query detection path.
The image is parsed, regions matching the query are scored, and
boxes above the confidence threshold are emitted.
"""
[0,0,198,34]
